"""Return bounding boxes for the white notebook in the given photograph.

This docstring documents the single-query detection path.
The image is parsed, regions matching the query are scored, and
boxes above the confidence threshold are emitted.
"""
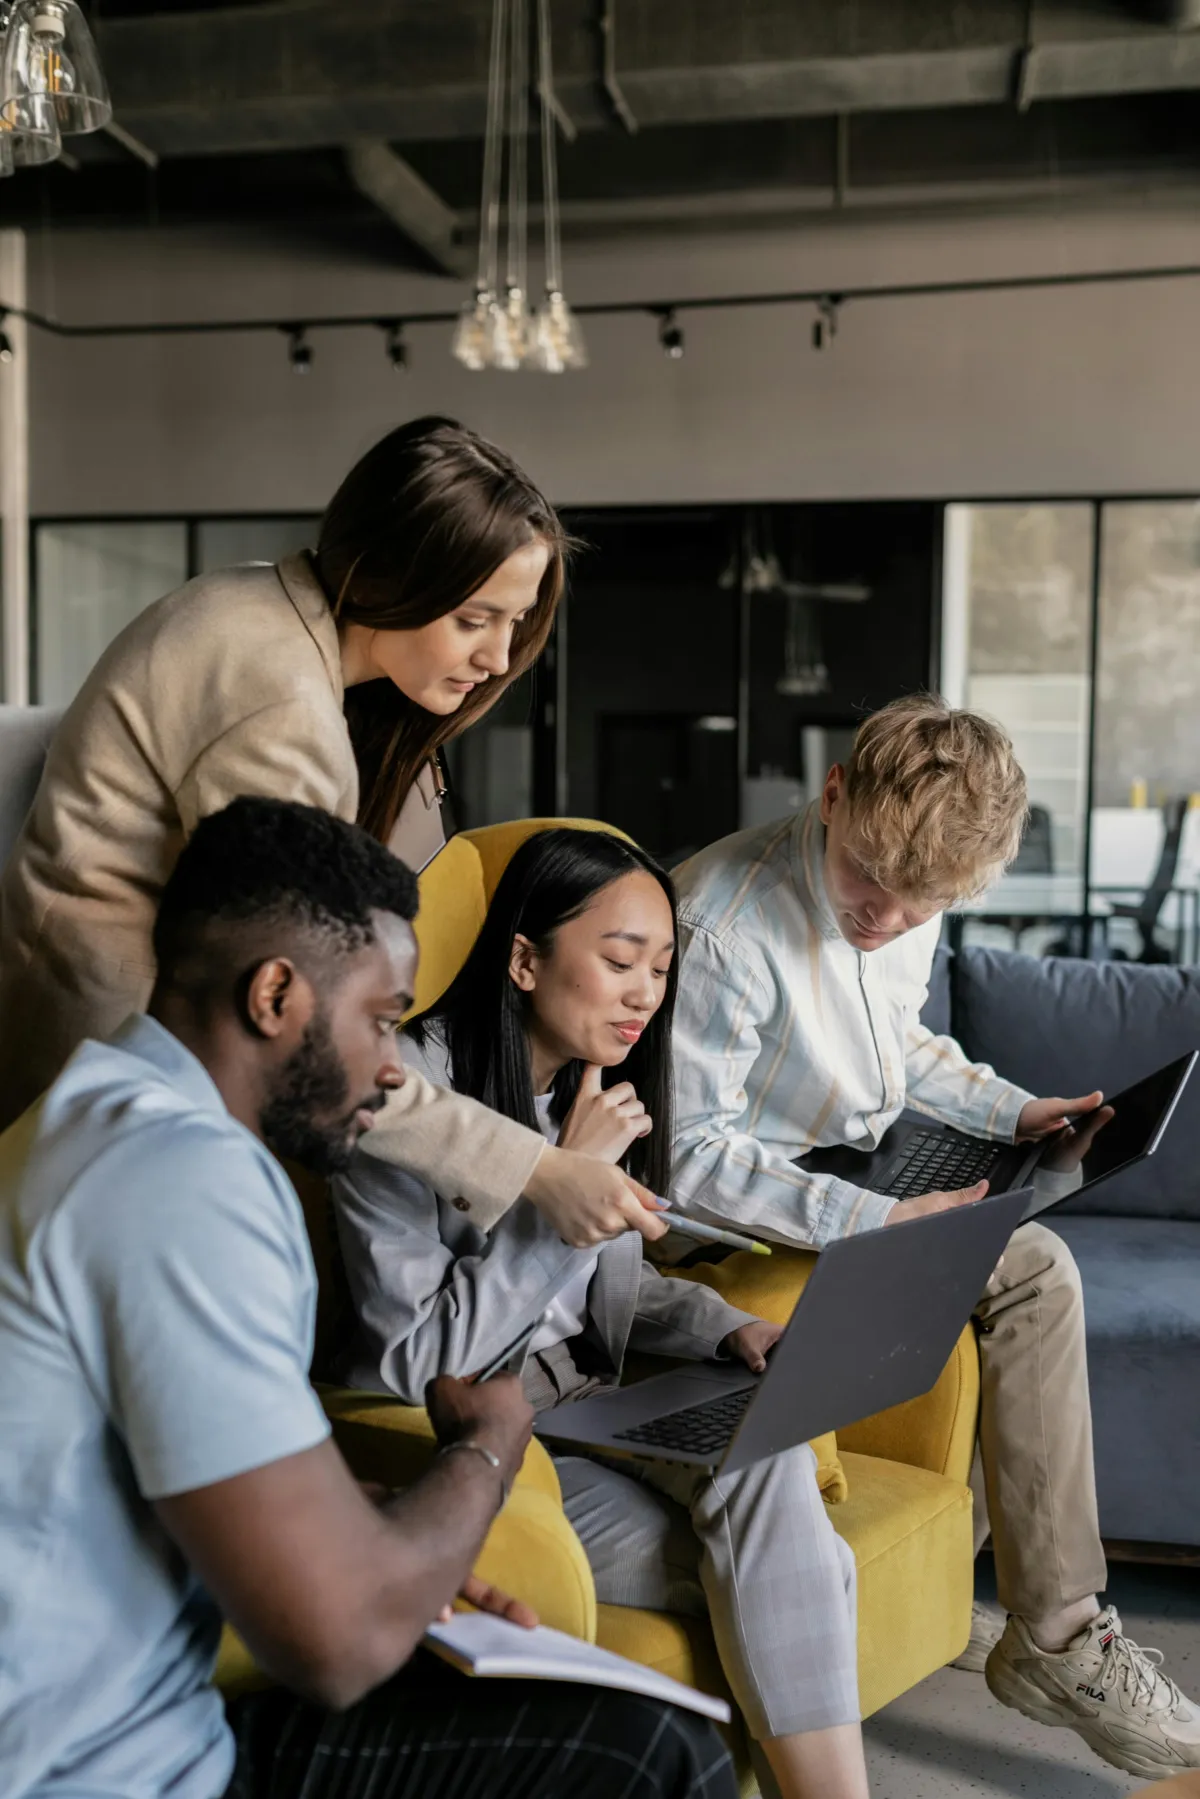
[424,1612,732,1724]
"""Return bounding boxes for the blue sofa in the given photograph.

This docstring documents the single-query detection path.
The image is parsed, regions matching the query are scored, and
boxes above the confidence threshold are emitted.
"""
[923,945,1200,1549]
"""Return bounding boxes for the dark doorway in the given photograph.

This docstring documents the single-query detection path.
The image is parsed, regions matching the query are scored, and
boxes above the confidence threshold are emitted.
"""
[598,714,739,864]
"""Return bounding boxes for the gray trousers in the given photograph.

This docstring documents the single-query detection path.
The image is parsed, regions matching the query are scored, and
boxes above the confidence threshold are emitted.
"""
[555,1442,859,1742]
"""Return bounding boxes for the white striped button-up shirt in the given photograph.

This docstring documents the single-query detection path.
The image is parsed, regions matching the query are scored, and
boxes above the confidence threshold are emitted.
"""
[669,804,1031,1249]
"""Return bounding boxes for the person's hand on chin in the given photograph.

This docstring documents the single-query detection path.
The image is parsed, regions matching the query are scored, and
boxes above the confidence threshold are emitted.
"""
[558,1062,653,1165]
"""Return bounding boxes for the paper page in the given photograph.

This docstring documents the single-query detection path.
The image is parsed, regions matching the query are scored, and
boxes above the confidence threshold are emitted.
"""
[424,1613,731,1723]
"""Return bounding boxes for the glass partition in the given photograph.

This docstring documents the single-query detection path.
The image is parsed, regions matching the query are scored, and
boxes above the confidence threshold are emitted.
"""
[34,522,189,705]
[942,503,1094,951]
[1091,501,1200,961]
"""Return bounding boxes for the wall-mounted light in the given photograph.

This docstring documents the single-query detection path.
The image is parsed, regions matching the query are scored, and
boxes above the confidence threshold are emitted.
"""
[657,307,685,359]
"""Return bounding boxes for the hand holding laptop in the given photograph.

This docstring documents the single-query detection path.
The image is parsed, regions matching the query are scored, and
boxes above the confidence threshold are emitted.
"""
[1016,1090,1109,1142]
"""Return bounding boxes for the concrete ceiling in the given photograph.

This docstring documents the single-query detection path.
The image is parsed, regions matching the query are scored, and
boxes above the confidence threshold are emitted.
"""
[3,1,1200,262]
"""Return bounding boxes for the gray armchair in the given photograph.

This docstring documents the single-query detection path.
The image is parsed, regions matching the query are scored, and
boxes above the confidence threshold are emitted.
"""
[0,705,62,871]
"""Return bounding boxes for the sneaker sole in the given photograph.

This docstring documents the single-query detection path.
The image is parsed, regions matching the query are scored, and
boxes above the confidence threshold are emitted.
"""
[986,1659,1196,1781]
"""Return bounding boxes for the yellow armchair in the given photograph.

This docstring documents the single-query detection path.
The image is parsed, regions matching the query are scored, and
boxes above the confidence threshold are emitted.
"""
[215,1386,597,1699]
[220,819,981,1777]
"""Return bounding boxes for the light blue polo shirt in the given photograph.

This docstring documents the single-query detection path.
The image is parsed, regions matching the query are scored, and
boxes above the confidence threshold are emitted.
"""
[0,1015,330,1799]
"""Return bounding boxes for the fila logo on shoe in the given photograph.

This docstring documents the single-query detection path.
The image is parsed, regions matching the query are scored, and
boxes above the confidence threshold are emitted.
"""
[1077,1684,1106,1702]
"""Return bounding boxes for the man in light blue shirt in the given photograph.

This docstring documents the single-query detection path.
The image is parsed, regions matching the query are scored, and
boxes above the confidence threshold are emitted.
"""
[0,796,734,1799]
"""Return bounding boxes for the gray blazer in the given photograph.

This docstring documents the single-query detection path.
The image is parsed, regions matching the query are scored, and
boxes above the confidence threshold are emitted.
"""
[332,1034,756,1406]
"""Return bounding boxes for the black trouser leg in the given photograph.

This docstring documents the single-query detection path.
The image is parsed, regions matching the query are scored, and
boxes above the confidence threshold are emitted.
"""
[224,1653,737,1799]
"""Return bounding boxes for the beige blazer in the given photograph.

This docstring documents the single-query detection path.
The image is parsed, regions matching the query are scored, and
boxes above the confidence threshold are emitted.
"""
[0,554,541,1225]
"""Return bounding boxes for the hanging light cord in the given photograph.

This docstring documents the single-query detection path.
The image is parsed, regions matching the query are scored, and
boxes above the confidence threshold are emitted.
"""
[505,0,529,299]
[537,0,562,296]
[477,0,508,298]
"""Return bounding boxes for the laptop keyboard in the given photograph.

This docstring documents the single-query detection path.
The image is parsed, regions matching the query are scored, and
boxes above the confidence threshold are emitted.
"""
[613,1385,756,1457]
[884,1130,1001,1199]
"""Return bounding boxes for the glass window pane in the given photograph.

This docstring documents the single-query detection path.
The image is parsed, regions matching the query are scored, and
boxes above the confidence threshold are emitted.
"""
[35,522,189,705]
[1093,501,1200,962]
[196,517,320,573]
[942,503,1094,953]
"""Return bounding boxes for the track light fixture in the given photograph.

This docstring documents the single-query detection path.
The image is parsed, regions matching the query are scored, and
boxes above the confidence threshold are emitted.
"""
[384,321,407,372]
[0,308,11,363]
[657,308,685,359]
[285,326,312,375]
[811,293,842,351]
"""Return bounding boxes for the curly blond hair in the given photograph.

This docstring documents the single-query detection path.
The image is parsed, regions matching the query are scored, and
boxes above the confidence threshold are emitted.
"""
[842,694,1027,903]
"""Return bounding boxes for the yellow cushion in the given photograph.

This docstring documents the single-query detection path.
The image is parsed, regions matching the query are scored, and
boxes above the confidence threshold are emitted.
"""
[594,1450,973,1723]
[666,1251,847,1503]
[318,1387,564,1506]
[835,1452,973,1716]
[215,1400,596,1698]
[463,819,631,903]
[410,833,488,1016]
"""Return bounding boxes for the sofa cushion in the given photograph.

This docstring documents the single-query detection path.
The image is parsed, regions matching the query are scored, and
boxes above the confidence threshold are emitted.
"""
[952,949,1200,1219]
[1053,1217,1200,1544]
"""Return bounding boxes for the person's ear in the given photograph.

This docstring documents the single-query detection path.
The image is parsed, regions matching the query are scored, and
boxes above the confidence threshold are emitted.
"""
[508,933,539,994]
[820,763,845,827]
[243,957,315,1040]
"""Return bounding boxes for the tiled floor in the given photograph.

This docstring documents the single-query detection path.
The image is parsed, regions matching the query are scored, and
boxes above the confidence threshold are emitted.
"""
[862,1561,1200,1798]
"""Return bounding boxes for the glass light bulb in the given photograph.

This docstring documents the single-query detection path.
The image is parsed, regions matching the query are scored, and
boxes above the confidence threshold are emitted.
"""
[1,9,60,155]
[4,1,110,137]
[493,286,534,371]
[530,290,588,372]
[452,291,496,372]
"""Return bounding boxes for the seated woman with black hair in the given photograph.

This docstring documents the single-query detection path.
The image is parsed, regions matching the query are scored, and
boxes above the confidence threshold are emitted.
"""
[333,829,869,1799]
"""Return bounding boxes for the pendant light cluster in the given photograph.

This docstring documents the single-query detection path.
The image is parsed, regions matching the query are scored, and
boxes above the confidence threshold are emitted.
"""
[0,1,111,175]
[453,0,586,373]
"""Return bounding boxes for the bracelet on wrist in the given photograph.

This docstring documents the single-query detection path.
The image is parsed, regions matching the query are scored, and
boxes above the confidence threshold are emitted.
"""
[437,1439,510,1505]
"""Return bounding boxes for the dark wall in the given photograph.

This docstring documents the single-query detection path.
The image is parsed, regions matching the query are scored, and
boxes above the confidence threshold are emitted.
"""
[558,501,939,858]
[746,503,939,777]
[561,509,740,858]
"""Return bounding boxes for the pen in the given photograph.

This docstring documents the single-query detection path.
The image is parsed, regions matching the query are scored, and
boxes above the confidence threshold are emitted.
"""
[658,1209,772,1257]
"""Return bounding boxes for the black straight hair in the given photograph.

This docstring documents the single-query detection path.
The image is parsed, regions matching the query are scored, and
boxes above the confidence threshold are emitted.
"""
[409,828,678,1195]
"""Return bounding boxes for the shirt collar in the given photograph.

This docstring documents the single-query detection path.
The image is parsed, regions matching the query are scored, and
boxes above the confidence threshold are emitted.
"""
[106,1014,231,1118]
[276,551,344,706]
[790,802,844,943]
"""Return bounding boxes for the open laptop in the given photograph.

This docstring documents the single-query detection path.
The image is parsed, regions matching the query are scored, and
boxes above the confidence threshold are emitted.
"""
[534,1185,1030,1476]
[799,1052,1196,1223]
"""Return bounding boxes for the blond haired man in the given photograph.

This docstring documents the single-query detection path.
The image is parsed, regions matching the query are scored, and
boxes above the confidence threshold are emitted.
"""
[670,695,1200,1782]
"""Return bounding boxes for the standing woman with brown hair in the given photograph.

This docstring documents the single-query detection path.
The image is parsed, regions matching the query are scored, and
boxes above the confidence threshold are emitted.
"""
[0,416,664,1247]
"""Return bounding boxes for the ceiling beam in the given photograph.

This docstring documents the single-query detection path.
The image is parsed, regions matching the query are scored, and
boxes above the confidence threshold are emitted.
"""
[344,141,471,275]
[97,1,1200,157]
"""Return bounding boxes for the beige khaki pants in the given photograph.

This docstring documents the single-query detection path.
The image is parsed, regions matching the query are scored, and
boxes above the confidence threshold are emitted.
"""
[972,1221,1107,1619]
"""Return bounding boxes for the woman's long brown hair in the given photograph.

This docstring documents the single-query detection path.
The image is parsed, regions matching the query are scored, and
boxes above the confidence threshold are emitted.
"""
[315,416,569,842]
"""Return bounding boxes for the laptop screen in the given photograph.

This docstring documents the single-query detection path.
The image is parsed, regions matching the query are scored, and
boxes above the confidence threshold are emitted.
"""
[1036,1052,1196,1192]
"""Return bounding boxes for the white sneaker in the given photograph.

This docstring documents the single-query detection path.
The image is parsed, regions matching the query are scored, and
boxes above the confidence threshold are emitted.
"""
[952,1601,1006,1673]
[986,1605,1200,1779]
